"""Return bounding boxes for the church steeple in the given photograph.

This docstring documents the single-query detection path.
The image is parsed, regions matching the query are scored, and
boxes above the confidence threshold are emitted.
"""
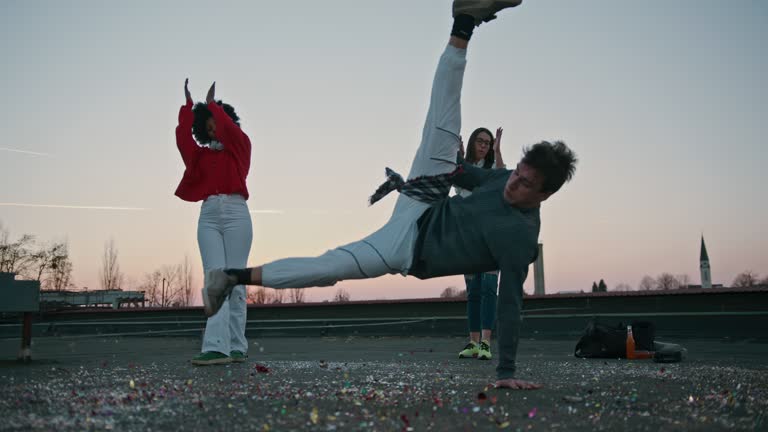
[699,235,712,288]
[700,236,710,262]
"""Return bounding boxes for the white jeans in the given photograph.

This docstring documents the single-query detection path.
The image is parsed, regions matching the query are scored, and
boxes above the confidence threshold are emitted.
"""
[198,194,252,354]
[263,45,466,289]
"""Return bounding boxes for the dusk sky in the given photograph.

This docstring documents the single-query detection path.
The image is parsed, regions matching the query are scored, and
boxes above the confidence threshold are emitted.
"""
[1,0,766,303]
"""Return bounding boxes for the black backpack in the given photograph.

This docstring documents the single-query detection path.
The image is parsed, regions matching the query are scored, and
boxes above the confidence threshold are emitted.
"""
[574,319,655,359]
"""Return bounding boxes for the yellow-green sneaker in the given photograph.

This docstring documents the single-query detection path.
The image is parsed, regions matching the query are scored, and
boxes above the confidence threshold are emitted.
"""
[192,351,231,366]
[230,350,248,363]
[458,341,479,358]
[477,340,492,360]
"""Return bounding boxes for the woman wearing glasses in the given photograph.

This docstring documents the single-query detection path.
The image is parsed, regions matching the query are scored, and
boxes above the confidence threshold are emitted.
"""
[455,127,506,361]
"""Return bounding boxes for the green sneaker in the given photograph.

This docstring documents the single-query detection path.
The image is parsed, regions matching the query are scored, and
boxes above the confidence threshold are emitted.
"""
[478,340,492,360]
[192,351,231,366]
[230,351,248,363]
[458,341,479,358]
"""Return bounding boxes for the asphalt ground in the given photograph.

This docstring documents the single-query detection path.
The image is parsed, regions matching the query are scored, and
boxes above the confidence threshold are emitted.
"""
[0,336,766,431]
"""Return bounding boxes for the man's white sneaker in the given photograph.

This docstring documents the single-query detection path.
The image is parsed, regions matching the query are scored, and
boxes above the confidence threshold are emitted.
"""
[453,0,523,26]
[202,269,232,317]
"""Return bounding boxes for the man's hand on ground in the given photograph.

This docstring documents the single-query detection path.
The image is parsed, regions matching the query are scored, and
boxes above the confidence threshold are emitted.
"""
[494,379,543,390]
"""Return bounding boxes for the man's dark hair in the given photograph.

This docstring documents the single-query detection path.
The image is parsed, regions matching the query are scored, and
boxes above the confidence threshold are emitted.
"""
[466,127,495,169]
[521,140,577,193]
[192,101,240,144]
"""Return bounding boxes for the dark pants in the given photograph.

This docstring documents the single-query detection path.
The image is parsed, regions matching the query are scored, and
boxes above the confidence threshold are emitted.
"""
[465,273,498,332]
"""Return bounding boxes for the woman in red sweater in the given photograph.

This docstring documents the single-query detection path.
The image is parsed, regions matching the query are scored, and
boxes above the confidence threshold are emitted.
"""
[176,79,252,365]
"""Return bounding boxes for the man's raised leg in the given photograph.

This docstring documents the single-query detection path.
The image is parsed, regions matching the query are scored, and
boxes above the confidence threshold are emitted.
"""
[202,1,529,321]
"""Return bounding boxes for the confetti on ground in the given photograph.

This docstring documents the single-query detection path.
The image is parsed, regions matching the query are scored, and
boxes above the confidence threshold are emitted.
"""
[0,337,766,431]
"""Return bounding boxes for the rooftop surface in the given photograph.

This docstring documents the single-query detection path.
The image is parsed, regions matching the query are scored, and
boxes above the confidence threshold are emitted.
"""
[1,336,766,431]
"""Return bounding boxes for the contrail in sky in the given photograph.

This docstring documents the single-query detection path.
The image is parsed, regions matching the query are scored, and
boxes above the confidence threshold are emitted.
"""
[0,147,53,157]
[0,203,147,211]
[0,204,296,213]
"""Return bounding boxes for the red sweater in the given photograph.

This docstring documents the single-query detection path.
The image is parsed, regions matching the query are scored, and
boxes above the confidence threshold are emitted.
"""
[174,100,251,202]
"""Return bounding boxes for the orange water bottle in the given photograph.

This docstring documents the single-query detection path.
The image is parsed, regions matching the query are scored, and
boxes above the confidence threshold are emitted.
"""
[626,325,636,359]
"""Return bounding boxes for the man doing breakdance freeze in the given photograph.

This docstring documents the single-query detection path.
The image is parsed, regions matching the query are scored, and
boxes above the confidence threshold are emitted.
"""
[203,0,576,389]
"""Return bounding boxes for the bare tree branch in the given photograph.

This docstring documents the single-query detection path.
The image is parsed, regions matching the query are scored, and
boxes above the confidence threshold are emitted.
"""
[440,286,465,298]
[638,275,656,291]
[247,286,270,304]
[160,265,180,307]
[333,288,351,302]
[733,270,759,288]
[178,256,194,307]
[0,231,35,274]
[656,273,680,290]
[100,238,123,290]
[271,288,285,304]
[676,274,691,289]
[289,288,306,303]
[614,282,632,291]
[46,242,74,291]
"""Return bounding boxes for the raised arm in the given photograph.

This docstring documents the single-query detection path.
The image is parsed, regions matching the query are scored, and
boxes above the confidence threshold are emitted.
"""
[205,82,251,167]
[176,78,201,167]
[493,127,506,169]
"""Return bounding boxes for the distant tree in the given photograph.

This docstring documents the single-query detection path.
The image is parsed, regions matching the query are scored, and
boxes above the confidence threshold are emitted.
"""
[0,228,35,275]
[99,238,123,291]
[159,265,180,307]
[28,243,53,282]
[439,286,466,298]
[289,288,306,303]
[141,271,163,306]
[178,255,194,307]
[761,275,768,286]
[333,288,351,302]
[598,279,607,292]
[271,288,285,304]
[638,275,656,291]
[247,286,269,304]
[46,243,72,290]
[28,241,68,287]
[440,287,458,298]
[0,223,72,289]
[440,287,457,298]
[140,265,184,307]
[591,281,598,292]
[46,243,74,291]
[614,282,632,291]
[676,274,691,289]
[732,270,759,288]
[656,273,680,290]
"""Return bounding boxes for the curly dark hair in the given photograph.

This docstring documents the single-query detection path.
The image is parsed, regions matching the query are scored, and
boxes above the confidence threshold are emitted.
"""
[466,127,495,169]
[192,101,240,144]
[521,140,577,194]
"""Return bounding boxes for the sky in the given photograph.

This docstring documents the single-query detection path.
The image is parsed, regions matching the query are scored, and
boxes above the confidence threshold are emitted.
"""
[1,0,766,303]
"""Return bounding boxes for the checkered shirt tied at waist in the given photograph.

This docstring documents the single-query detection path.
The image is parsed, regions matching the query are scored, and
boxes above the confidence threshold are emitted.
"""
[368,165,464,206]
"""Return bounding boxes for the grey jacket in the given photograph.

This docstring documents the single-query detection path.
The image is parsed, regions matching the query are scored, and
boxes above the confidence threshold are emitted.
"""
[409,159,541,379]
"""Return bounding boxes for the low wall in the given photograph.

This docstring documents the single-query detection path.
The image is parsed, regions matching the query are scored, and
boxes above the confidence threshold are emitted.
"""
[1,288,766,340]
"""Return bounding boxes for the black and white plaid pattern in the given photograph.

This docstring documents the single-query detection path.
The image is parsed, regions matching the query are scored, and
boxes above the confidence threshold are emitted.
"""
[369,166,463,206]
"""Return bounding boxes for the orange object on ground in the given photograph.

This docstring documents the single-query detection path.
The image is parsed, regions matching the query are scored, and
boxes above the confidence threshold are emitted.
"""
[626,325,655,359]
[626,325,636,359]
